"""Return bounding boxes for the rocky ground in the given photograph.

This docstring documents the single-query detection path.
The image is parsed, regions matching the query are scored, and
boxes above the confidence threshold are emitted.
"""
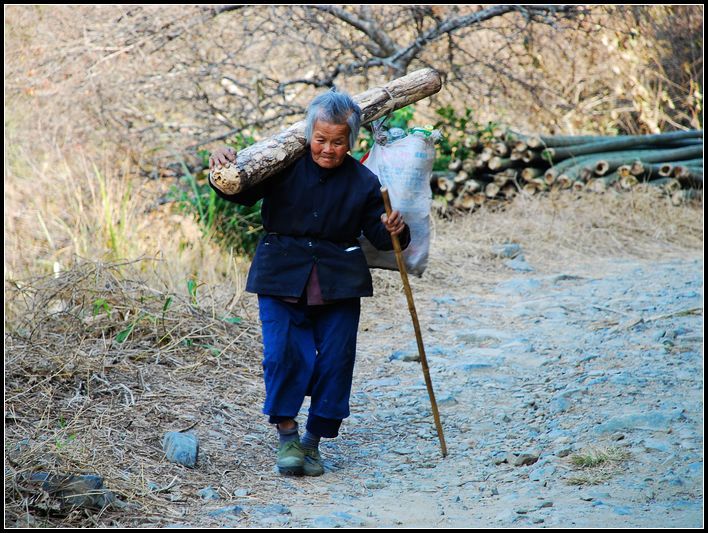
[194,250,703,528]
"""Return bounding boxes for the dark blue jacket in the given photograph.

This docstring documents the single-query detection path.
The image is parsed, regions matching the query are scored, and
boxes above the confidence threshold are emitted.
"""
[209,151,410,299]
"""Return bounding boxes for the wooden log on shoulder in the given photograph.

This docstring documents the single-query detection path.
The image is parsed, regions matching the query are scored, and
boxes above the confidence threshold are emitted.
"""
[210,68,443,194]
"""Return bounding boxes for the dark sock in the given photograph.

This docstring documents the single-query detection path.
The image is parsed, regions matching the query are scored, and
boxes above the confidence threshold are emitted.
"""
[277,421,299,445]
[301,430,321,451]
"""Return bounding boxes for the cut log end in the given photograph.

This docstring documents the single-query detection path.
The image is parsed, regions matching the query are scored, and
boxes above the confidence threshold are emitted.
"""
[521,167,542,182]
[437,177,455,192]
[485,182,500,198]
[526,136,542,149]
[557,174,573,189]
[210,166,243,195]
[594,160,609,176]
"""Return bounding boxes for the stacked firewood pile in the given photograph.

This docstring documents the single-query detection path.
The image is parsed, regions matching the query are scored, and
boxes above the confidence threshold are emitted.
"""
[432,127,703,210]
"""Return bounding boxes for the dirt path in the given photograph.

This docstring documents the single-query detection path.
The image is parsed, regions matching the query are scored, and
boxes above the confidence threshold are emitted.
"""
[224,253,703,528]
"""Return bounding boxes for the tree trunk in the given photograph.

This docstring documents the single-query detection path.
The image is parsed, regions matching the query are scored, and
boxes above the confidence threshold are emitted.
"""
[210,67,442,194]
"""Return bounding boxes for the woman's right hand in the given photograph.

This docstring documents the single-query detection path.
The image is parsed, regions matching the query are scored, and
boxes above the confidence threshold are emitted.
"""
[209,146,237,171]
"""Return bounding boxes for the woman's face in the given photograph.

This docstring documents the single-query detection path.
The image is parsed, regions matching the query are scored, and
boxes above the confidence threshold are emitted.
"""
[310,120,350,169]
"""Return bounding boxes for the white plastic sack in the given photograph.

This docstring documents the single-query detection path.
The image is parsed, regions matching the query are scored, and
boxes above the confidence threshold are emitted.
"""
[359,132,435,277]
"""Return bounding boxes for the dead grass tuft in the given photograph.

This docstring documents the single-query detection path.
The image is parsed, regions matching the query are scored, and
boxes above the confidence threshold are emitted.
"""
[565,445,633,486]
[4,258,269,527]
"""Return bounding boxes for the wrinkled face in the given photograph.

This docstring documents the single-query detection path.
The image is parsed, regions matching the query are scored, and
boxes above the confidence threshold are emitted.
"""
[310,120,350,169]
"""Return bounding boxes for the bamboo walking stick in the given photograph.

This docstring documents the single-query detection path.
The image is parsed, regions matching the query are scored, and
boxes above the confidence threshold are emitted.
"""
[381,187,447,458]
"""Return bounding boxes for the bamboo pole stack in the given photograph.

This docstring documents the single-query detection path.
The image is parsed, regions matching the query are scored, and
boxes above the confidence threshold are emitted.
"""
[431,127,703,210]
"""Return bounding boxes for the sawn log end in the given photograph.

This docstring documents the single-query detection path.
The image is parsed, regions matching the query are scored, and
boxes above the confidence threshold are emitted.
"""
[210,165,242,195]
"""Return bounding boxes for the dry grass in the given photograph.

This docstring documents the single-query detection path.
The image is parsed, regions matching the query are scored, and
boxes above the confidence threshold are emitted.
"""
[384,186,703,302]
[570,446,632,468]
[4,109,248,299]
[4,186,703,526]
[565,446,633,486]
[3,8,703,525]
[4,259,268,527]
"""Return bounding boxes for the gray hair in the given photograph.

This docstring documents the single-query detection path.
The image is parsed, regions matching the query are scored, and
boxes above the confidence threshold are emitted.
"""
[304,90,362,150]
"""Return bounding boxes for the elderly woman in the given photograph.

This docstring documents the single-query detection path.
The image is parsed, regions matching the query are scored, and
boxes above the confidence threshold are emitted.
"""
[209,91,410,477]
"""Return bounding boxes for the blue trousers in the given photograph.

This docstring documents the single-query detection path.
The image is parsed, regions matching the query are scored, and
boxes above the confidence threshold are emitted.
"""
[258,295,361,438]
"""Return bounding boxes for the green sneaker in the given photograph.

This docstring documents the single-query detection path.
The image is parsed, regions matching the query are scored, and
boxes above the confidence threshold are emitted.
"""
[303,447,324,477]
[277,440,304,476]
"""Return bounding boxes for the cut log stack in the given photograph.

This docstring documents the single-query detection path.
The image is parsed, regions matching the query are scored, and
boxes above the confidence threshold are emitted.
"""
[431,128,703,210]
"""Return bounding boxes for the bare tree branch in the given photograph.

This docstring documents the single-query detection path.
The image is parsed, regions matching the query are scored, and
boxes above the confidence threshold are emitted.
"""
[12,5,697,174]
[311,5,397,57]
